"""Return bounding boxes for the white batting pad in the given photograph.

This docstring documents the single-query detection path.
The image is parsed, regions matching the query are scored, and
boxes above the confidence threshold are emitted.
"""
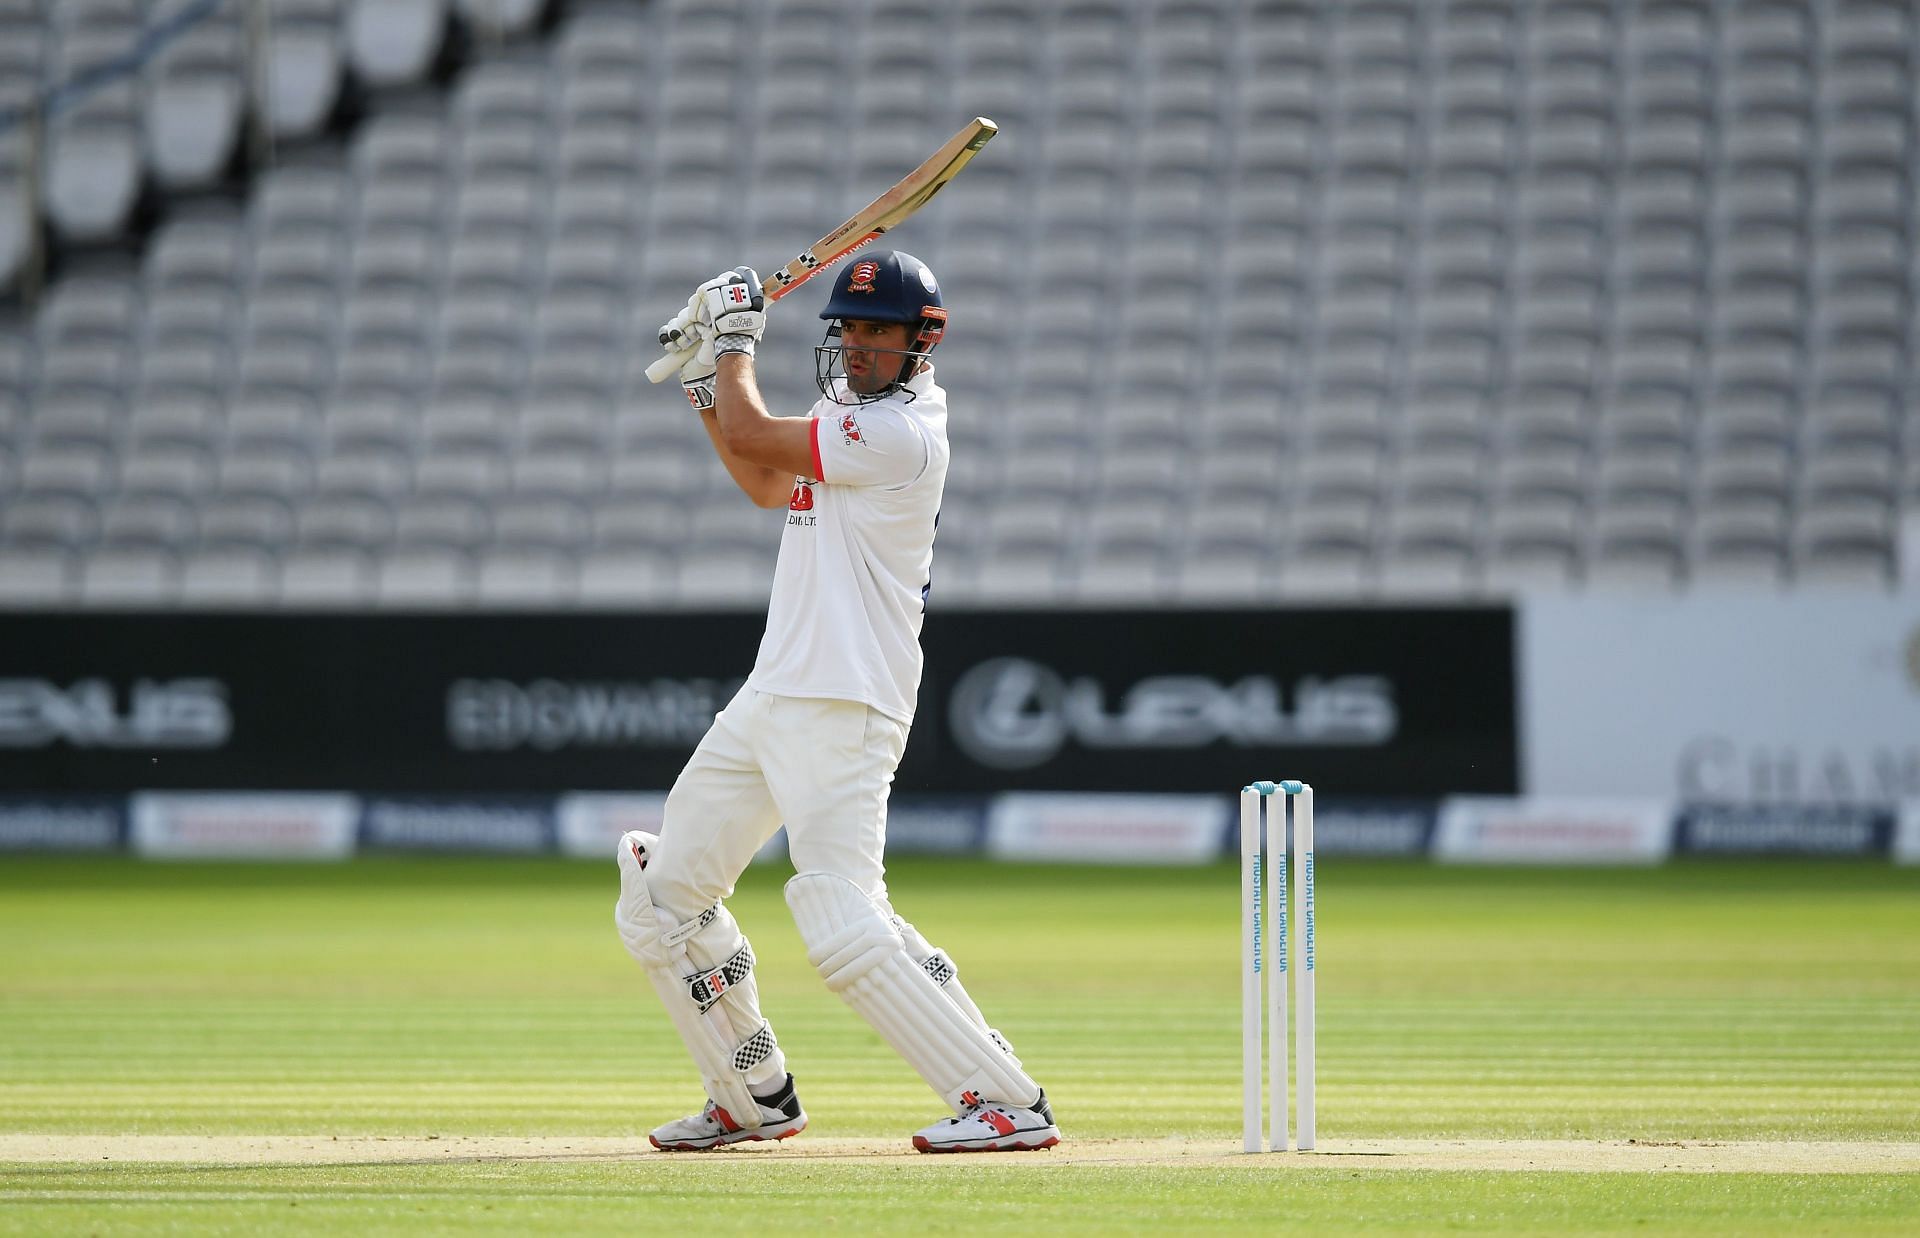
[615,831,782,1128]
[892,917,1025,1070]
[786,872,1040,1113]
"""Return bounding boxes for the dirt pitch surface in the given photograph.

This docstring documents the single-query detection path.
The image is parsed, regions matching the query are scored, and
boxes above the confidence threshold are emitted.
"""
[5,1136,1916,1173]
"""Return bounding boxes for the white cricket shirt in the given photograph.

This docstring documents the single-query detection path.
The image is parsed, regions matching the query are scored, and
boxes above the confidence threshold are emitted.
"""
[747,366,949,723]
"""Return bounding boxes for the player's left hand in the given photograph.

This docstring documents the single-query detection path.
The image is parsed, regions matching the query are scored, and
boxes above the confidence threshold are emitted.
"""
[692,267,768,344]
[676,329,719,411]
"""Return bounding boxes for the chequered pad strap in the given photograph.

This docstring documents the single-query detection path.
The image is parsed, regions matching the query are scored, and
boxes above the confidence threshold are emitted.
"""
[732,1023,776,1074]
[685,942,755,1014]
[922,950,956,987]
[661,903,719,948]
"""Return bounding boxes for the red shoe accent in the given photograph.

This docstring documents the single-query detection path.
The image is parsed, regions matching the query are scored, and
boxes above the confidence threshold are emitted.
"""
[710,1105,742,1133]
[650,1118,806,1153]
[982,1110,1017,1137]
[913,1132,1059,1154]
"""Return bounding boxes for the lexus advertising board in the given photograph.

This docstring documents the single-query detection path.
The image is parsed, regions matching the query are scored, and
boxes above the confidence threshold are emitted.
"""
[0,610,1517,795]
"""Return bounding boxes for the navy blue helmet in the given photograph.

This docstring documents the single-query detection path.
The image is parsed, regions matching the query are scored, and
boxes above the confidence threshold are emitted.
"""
[814,250,947,403]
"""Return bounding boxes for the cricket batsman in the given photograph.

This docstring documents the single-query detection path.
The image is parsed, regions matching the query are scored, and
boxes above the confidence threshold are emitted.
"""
[612,252,1060,1153]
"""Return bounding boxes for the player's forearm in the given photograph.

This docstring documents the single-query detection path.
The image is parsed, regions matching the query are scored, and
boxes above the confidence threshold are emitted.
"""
[697,408,789,508]
[713,354,778,455]
[711,353,819,479]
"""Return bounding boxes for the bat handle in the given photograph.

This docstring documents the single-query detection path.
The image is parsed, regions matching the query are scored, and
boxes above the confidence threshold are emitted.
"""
[645,345,694,384]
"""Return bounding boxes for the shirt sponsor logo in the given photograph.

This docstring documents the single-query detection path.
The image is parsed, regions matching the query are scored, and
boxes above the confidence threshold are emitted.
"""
[789,482,814,511]
[839,412,864,446]
[0,678,230,749]
[947,658,1398,770]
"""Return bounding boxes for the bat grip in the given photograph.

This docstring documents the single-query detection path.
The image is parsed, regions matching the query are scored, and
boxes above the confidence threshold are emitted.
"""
[645,344,696,384]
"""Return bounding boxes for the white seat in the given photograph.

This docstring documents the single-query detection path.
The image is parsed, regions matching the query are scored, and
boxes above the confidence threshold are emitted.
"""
[577,547,674,608]
[278,546,375,606]
[1173,540,1272,603]
[261,0,344,138]
[475,548,574,607]
[78,547,178,606]
[374,547,472,608]
[1073,544,1168,604]
[347,0,447,88]
[178,548,278,606]
[0,547,76,606]
[973,543,1071,604]
[146,16,244,188]
[45,90,141,241]
[676,546,774,609]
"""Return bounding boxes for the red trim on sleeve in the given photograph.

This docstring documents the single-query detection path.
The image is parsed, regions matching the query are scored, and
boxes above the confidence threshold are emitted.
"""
[809,416,825,481]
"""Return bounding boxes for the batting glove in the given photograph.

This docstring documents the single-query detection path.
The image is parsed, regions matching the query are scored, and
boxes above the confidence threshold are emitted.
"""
[693,267,768,355]
[676,330,719,411]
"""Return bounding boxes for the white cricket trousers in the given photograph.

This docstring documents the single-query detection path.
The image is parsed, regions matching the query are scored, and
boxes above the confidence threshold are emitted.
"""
[646,684,911,926]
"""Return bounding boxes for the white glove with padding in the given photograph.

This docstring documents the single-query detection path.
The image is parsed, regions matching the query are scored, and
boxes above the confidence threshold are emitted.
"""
[692,266,768,348]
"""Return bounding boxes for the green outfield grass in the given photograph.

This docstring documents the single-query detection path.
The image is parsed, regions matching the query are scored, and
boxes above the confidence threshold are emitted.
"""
[2,855,1917,1234]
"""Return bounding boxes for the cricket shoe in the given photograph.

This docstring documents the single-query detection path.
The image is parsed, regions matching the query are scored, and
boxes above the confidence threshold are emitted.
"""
[649,1074,807,1151]
[912,1089,1060,1153]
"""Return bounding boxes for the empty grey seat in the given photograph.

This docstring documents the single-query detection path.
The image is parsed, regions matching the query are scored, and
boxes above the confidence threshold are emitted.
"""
[278,546,376,606]
[78,545,178,606]
[576,546,674,607]
[261,0,344,138]
[475,547,574,606]
[145,9,244,188]
[0,547,76,606]
[455,0,543,38]
[44,76,141,241]
[347,0,447,89]
[1792,511,1894,587]
[676,544,774,609]
[178,547,278,606]
[374,546,473,607]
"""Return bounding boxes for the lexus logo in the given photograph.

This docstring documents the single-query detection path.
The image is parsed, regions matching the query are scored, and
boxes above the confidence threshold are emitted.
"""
[947,658,1398,770]
[0,678,230,749]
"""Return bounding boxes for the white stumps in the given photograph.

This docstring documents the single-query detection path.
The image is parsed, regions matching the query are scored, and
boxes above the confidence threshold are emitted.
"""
[1294,783,1315,1151]
[1238,787,1261,1154]
[1269,794,1287,1152]
[1241,779,1316,1153]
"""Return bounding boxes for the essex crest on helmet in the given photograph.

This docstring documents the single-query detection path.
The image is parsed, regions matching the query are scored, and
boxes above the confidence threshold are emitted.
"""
[815,250,947,404]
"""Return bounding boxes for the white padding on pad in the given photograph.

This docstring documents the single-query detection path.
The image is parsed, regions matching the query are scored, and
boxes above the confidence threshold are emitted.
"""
[615,831,779,1127]
[786,871,1039,1113]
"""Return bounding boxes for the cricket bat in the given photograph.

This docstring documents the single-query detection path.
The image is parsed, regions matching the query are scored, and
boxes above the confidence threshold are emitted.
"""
[645,117,999,383]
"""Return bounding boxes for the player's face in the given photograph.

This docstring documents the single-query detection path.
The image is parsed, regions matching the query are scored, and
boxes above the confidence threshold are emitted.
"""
[839,320,914,395]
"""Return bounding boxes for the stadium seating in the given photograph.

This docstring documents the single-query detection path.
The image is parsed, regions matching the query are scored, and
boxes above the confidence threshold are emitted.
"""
[1,0,1917,609]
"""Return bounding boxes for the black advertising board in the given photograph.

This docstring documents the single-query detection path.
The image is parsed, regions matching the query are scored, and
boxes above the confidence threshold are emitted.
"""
[0,609,1516,795]
[914,607,1515,795]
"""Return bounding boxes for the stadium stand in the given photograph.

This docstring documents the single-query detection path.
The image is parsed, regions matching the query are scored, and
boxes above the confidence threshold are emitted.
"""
[1,0,1917,609]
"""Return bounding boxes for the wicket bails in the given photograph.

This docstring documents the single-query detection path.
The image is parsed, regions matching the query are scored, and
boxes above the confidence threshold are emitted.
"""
[1240,779,1315,1153]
